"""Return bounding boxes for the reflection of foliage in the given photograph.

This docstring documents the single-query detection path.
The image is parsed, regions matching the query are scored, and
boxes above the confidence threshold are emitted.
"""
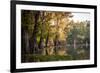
[22,54,73,62]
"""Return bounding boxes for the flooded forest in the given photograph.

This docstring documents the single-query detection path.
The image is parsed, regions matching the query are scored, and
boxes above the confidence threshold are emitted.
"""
[21,10,90,62]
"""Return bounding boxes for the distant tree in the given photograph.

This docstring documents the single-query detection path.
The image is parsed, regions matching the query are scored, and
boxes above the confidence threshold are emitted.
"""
[66,20,90,59]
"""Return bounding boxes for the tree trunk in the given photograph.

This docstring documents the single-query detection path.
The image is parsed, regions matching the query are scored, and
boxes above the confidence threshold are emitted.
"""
[39,36,45,54]
[38,11,45,55]
[24,32,30,53]
[86,41,88,48]
[45,29,50,47]
[29,11,40,54]
[21,26,30,62]
[73,39,77,49]
[54,17,59,54]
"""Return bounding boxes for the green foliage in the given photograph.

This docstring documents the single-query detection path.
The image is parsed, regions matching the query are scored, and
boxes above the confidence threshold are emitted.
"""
[67,21,90,44]
[66,21,90,60]
[21,10,35,34]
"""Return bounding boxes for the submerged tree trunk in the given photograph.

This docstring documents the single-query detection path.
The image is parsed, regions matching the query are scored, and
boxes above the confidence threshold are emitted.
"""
[45,33,49,55]
[73,39,77,49]
[24,31,30,54]
[39,28,45,55]
[45,31,49,47]
[21,27,29,54]
[21,26,30,62]
[54,35,58,54]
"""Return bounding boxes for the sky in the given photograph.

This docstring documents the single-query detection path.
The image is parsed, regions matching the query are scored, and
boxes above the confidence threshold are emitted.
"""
[71,12,90,22]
